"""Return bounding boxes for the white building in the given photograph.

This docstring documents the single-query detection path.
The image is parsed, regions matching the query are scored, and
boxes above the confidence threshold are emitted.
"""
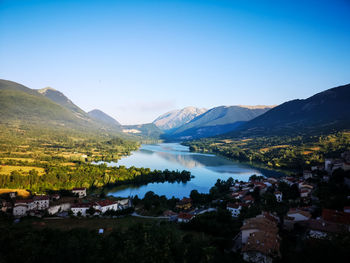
[13,204,27,217]
[177,212,194,223]
[13,199,36,214]
[33,195,50,210]
[48,203,71,215]
[275,191,283,202]
[118,198,131,209]
[93,200,119,214]
[72,188,87,198]
[71,203,91,217]
[227,203,242,217]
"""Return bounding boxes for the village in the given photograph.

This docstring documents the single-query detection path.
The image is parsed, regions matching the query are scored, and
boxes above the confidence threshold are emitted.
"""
[1,152,350,263]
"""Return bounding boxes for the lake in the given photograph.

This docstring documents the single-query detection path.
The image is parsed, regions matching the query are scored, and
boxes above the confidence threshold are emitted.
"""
[102,143,285,198]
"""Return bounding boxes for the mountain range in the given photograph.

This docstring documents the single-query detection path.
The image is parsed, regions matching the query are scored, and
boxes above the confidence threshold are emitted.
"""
[223,83,350,138]
[156,105,273,140]
[1,79,349,143]
[153,106,207,131]
[0,79,161,140]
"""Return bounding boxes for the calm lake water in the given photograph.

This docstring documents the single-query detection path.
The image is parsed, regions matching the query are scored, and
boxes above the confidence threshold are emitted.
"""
[103,143,285,198]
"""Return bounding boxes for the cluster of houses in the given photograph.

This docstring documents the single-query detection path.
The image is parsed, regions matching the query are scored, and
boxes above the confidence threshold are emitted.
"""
[226,176,315,219]
[0,188,131,218]
[223,152,350,263]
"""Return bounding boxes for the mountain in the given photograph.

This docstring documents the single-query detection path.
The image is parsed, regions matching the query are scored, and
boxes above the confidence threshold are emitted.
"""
[224,83,350,137]
[153,106,207,131]
[0,79,128,138]
[37,87,86,115]
[165,105,273,140]
[88,109,121,127]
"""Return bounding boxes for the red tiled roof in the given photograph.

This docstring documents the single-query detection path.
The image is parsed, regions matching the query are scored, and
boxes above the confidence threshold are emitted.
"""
[243,195,255,202]
[95,200,118,207]
[242,230,280,257]
[163,210,178,216]
[241,217,278,233]
[178,212,194,220]
[227,203,240,209]
[298,219,346,234]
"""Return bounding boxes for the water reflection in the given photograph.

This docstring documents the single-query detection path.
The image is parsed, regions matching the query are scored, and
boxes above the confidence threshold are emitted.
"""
[102,143,285,198]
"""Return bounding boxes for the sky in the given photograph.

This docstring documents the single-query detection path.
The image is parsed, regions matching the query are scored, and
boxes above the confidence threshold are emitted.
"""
[1,0,350,124]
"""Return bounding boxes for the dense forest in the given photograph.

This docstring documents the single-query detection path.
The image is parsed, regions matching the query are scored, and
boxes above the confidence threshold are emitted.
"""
[0,162,191,193]
[186,131,350,170]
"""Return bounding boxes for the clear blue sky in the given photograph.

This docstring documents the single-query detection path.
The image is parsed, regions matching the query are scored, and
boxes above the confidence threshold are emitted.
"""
[1,0,349,124]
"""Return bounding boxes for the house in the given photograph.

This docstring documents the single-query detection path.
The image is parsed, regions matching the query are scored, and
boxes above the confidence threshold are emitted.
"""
[227,203,242,217]
[253,182,268,194]
[51,194,60,201]
[117,198,131,209]
[15,199,36,211]
[284,208,312,230]
[13,204,27,217]
[163,210,178,221]
[240,217,280,263]
[275,191,282,202]
[93,200,119,214]
[177,212,194,223]
[282,177,296,186]
[298,219,348,239]
[267,178,278,185]
[48,203,71,215]
[325,158,345,173]
[243,195,255,204]
[33,195,50,210]
[72,188,87,198]
[71,203,91,216]
[241,217,279,244]
[242,231,281,263]
[13,199,37,217]
[303,170,313,180]
[176,198,192,210]
[1,201,12,212]
[300,189,311,198]
[9,192,17,199]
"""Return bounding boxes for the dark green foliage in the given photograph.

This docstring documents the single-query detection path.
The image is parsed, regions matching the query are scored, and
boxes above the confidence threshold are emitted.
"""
[0,163,192,193]
[0,222,238,263]
[187,131,350,170]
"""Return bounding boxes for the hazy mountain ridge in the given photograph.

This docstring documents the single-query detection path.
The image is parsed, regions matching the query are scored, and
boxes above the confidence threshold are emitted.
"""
[164,105,273,140]
[88,109,122,127]
[223,83,350,137]
[153,106,207,131]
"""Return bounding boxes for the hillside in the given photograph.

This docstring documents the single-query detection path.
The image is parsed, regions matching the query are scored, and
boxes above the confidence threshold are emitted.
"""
[0,79,131,140]
[153,106,207,131]
[224,83,350,137]
[37,87,86,116]
[88,109,122,128]
[165,105,272,140]
[0,80,90,128]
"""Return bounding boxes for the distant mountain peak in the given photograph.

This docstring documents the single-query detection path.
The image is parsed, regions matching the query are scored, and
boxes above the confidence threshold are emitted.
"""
[37,87,58,94]
[153,106,207,130]
[88,109,121,127]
